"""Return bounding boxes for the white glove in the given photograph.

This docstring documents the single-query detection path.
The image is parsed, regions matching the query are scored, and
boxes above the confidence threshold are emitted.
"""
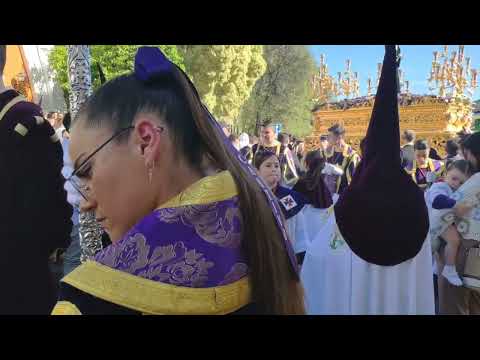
[322,163,344,176]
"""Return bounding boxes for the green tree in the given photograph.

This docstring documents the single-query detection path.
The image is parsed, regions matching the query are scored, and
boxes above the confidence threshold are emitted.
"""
[180,45,267,125]
[237,45,317,137]
[48,45,185,109]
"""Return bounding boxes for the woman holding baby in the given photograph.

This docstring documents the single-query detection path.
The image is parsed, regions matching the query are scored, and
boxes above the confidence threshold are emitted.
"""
[437,132,480,315]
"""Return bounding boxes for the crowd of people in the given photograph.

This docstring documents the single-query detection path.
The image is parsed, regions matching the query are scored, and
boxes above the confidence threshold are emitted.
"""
[1,44,479,315]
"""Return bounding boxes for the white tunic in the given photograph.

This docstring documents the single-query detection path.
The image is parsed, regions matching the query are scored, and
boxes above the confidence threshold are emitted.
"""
[301,208,435,315]
[288,205,331,254]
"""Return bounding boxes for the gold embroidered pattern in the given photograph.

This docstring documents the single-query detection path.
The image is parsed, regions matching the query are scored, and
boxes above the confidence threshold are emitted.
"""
[220,263,249,285]
[60,261,251,315]
[97,233,215,288]
[156,202,242,249]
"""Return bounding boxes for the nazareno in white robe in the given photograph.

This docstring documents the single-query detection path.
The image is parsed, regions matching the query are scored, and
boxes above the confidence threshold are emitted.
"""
[289,205,331,255]
[300,206,435,315]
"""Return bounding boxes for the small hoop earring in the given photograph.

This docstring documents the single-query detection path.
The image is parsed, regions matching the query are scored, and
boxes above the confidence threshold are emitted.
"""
[148,161,155,184]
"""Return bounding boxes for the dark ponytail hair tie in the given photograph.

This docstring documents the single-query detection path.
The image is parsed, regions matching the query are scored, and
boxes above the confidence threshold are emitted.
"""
[134,46,173,83]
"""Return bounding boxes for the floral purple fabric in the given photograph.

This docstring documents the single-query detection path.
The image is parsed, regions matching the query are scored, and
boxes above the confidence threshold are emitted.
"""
[94,196,248,288]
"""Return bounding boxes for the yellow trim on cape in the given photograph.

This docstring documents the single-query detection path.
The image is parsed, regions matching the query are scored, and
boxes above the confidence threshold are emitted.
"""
[51,301,82,315]
[158,170,238,209]
[60,260,251,315]
[14,123,28,136]
[264,140,282,156]
[0,95,25,123]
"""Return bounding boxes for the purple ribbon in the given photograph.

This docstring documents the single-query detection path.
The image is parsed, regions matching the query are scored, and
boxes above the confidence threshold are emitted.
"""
[134,47,173,82]
[134,46,299,275]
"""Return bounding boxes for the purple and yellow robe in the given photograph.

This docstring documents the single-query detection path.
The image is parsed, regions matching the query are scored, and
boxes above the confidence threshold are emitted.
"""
[52,171,254,315]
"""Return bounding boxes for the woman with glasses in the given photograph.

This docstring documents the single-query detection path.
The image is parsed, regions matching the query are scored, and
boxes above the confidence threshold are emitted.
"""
[51,47,304,315]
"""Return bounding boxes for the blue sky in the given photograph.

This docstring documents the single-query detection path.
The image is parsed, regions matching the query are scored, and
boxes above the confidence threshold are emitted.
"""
[308,45,480,100]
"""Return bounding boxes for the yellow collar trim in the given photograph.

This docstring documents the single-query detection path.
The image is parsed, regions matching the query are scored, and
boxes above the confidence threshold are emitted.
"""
[52,301,82,315]
[158,170,238,209]
[62,260,251,315]
[263,140,281,148]
[413,158,435,171]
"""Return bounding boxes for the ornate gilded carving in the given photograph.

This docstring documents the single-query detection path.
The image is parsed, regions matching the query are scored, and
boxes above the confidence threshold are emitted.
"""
[308,95,473,157]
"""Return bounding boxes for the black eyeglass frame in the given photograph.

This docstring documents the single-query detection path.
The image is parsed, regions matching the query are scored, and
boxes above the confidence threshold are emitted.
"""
[67,126,135,201]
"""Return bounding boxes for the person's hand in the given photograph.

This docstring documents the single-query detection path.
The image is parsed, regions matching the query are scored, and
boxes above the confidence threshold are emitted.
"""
[454,203,473,218]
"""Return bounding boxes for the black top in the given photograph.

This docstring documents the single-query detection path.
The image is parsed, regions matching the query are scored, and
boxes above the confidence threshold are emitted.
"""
[0,90,72,314]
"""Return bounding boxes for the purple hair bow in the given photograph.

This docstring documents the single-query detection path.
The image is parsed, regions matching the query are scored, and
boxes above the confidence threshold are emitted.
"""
[134,46,173,82]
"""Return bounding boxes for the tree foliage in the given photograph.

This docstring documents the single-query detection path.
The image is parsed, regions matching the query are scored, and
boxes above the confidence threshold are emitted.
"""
[48,45,185,109]
[237,45,317,137]
[180,45,267,125]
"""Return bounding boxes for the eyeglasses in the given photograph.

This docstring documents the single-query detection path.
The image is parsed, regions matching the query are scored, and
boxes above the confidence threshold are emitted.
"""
[68,125,165,202]
[67,126,135,201]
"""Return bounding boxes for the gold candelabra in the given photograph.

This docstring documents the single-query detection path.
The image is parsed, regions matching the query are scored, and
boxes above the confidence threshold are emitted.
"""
[428,45,478,99]
[311,54,337,104]
[336,59,360,99]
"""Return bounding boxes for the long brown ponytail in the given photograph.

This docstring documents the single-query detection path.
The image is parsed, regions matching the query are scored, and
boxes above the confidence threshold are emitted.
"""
[173,68,305,315]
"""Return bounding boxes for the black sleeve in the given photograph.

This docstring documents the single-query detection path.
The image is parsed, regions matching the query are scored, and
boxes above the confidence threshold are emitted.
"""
[16,117,73,257]
[59,282,140,315]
